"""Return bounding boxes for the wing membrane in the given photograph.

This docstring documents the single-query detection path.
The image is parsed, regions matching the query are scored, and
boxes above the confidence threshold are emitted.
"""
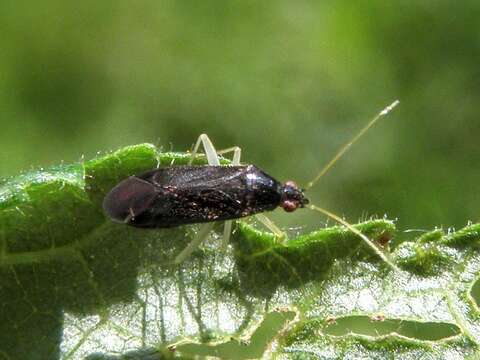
[141,165,248,189]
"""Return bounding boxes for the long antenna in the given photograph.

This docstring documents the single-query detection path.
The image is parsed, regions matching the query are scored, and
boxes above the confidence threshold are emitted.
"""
[305,100,400,190]
[307,204,399,271]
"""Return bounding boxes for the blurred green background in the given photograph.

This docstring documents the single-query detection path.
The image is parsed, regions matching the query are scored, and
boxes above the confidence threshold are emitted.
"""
[1,0,479,231]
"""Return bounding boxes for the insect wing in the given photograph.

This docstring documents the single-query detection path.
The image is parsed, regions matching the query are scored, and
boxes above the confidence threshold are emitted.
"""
[103,176,158,223]
[140,165,248,188]
[104,165,282,228]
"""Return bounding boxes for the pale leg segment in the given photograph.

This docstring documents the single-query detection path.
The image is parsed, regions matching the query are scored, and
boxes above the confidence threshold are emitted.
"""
[176,134,239,263]
[188,133,221,166]
[254,213,285,240]
[216,145,242,248]
[176,134,284,264]
[214,141,285,241]
[217,146,242,166]
[174,223,215,264]
[216,144,285,240]
[211,145,286,245]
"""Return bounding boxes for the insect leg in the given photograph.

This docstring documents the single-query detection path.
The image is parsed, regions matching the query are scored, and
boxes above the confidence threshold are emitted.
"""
[254,213,286,240]
[174,223,215,264]
[217,144,286,241]
[216,146,242,248]
[177,135,225,262]
[216,146,242,165]
[221,221,233,251]
[190,135,237,247]
[188,134,221,166]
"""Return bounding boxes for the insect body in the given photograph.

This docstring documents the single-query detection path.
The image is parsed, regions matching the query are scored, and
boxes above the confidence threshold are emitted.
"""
[103,101,399,266]
[103,165,309,228]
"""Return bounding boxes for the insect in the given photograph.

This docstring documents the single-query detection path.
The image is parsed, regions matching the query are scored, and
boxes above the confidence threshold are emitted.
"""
[103,101,399,266]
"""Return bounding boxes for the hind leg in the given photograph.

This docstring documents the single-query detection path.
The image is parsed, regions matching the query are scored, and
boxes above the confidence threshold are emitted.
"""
[176,134,284,264]
[190,134,242,247]
[216,145,242,249]
[175,135,238,263]
[174,223,215,264]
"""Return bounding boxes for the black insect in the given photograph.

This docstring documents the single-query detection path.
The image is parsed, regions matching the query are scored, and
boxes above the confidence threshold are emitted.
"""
[102,101,399,266]
[103,165,309,228]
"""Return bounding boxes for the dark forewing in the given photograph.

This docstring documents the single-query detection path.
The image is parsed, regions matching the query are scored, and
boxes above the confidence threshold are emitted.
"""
[122,165,283,228]
[103,176,158,223]
[140,165,248,188]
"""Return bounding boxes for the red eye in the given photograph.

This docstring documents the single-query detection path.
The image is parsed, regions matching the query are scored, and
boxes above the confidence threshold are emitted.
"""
[281,200,299,212]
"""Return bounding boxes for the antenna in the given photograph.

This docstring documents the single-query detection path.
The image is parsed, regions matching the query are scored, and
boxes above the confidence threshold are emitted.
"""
[305,100,400,190]
[307,204,399,271]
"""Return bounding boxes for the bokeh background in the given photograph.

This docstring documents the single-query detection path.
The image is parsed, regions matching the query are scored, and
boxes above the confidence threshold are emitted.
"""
[1,1,479,232]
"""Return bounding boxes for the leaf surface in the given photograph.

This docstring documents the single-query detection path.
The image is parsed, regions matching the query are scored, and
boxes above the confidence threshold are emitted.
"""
[1,144,479,360]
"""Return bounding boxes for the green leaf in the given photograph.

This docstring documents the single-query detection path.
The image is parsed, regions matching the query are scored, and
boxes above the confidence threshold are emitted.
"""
[1,143,480,359]
[176,309,297,359]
